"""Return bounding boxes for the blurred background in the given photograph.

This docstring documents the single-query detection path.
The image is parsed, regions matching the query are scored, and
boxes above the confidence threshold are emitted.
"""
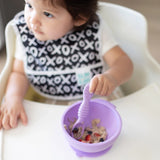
[0,0,160,72]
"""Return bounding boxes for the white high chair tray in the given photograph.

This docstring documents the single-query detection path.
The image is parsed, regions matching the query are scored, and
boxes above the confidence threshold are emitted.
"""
[0,83,160,160]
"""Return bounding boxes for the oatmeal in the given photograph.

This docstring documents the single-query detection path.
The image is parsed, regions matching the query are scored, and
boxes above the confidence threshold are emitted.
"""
[64,118,107,143]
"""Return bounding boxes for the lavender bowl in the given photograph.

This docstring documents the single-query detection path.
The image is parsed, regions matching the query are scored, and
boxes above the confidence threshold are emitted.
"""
[61,99,122,157]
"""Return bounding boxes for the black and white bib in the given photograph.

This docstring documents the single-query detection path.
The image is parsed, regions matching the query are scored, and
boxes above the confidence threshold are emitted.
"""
[14,11,104,100]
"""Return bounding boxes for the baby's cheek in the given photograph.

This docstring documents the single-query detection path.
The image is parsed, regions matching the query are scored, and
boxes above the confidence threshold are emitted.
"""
[25,20,31,31]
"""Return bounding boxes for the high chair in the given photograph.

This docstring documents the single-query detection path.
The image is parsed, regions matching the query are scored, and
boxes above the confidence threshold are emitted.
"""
[0,2,160,160]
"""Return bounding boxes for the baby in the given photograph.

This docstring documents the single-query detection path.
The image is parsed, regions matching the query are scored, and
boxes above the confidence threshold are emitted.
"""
[0,0,133,130]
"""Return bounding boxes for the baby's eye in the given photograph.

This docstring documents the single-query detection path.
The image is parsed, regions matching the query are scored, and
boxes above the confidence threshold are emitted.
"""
[43,12,53,18]
[25,2,32,9]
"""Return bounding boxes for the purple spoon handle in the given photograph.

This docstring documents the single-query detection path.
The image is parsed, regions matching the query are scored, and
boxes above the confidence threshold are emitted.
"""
[72,83,93,138]
[77,83,93,122]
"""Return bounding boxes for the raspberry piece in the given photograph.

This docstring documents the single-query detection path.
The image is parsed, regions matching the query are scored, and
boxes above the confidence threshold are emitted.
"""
[85,135,91,141]
[94,133,101,137]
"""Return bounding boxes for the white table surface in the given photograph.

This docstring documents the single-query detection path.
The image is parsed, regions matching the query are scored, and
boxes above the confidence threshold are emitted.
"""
[0,83,160,160]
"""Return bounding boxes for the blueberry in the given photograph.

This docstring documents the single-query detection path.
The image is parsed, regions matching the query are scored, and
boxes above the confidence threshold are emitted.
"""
[99,138,104,142]
[72,127,79,134]
[87,131,93,135]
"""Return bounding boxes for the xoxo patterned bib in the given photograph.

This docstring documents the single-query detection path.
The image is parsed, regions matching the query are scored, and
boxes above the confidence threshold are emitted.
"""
[14,11,104,100]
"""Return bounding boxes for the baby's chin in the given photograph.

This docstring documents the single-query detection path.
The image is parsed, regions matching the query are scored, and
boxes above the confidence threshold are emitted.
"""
[35,37,47,42]
[33,31,69,41]
[33,34,49,42]
[29,30,47,41]
[34,33,60,41]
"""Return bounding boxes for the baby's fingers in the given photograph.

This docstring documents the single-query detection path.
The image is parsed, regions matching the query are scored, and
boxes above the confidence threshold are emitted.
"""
[10,112,18,128]
[2,114,11,130]
[94,76,105,95]
[20,109,28,126]
[100,79,108,96]
[89,76,98,93]
[0,111,3,129]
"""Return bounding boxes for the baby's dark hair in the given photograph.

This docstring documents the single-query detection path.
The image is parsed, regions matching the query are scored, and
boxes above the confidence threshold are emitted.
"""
[49,0,99,30]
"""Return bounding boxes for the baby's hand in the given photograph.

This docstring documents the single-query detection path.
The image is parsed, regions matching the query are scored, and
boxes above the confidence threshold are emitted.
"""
[0,96,28,130]
[89,73,117,96]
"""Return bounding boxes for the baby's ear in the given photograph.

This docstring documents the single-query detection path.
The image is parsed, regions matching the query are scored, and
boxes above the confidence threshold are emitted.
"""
[74,16,88,27]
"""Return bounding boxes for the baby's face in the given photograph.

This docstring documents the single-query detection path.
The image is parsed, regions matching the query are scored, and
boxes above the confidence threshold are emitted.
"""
[24,0,75,41]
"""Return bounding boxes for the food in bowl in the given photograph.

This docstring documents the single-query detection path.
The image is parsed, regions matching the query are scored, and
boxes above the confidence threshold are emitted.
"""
[64,118,107,143]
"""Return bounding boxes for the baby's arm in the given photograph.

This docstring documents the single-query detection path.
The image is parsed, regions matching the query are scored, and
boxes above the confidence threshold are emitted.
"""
[0,59,29,130]
[89,45,133,96]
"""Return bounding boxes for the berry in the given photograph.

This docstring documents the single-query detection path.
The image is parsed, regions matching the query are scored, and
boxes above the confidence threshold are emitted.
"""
[87,131,93,135]
[72,127,79,134]
[94,133,101,137]
[85,135,91,141]
[99,138,104,142]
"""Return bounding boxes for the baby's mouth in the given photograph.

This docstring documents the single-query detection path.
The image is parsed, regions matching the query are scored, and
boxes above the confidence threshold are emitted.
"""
[33,29,43,34]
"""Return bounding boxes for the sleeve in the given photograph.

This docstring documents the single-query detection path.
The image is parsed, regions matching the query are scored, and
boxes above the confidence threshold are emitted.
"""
[14,36,25,61]
[100,19,118,55]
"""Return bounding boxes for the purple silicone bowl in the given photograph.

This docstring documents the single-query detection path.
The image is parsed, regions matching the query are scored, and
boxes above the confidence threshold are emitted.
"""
[61,99,122,157]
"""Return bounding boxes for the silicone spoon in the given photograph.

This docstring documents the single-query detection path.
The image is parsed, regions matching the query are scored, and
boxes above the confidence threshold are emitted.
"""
[72,83,93,138]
